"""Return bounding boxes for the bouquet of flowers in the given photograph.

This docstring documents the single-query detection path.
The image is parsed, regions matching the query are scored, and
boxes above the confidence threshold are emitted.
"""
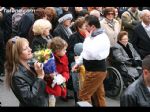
[33,48,56,74]
[33,48,66,89]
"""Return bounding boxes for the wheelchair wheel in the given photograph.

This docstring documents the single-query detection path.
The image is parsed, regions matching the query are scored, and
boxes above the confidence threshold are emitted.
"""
[104,66,124,98]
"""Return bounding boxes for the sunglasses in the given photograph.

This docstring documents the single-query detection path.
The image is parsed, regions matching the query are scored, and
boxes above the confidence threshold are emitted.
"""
[107,12,115,15]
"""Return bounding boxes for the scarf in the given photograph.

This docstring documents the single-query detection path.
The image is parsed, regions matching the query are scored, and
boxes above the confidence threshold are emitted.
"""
[105,18,115,30]
[79,30,86,38]
[61,24,73,38]
[118,41,133,59]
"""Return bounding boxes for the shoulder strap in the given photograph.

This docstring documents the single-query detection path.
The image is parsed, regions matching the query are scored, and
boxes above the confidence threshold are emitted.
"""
[127,10,137,21]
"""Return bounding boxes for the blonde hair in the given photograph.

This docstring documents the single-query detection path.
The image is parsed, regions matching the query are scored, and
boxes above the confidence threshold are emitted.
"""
[32,19,52,36]
[48,37,68,52]
[5,36,29,88]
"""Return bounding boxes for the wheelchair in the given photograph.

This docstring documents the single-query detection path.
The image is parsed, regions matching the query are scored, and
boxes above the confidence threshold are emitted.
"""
[104,66,124,99]
[104,51,141,99]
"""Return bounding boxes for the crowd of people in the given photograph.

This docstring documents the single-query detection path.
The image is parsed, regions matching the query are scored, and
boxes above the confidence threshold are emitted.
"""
[0,7,150,107]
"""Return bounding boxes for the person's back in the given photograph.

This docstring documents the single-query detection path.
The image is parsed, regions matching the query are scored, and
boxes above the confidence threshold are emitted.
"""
[120,55,150,107]
[12,8,26,36]
[120,75,150,106]
[17,9,34,38]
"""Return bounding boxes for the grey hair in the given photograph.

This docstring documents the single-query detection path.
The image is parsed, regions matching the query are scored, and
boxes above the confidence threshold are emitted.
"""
[90,9,100,18]
[140,9,150,18]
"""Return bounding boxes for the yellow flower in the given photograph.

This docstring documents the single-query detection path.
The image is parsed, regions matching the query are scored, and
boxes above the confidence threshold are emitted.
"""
[33,48,53,63]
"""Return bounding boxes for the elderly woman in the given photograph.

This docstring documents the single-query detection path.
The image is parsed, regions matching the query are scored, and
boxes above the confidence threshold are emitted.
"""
[5,36,48,106]
[100,7,121,47]
[53,11,73,45]
[112,31,142,78]
[28,8,47,45]
[31,19,52,52]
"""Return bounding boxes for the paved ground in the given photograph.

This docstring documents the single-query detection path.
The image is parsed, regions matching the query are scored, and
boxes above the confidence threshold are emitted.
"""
[0,76,120,107]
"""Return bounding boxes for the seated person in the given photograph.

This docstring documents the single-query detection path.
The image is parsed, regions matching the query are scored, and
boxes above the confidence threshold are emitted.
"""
[111,31,142,78]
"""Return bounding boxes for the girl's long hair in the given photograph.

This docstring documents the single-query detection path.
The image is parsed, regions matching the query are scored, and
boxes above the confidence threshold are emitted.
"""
[4,37,29,89]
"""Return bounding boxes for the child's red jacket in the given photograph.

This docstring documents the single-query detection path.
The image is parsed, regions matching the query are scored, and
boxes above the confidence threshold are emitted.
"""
[45,54,70,97]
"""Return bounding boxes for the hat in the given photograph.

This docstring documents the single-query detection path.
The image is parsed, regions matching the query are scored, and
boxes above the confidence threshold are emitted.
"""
[58,12,73,23]
[74,43,83,56]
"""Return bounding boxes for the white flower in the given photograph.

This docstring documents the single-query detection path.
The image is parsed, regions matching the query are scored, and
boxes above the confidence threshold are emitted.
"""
[51,74,65,88]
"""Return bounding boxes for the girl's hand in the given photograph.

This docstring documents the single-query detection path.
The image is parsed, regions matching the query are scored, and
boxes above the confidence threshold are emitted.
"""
[34,61,45,79]
[49,72,56,79]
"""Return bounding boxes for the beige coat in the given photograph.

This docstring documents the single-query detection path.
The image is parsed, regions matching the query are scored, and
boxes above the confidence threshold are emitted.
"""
[100,19,121,47]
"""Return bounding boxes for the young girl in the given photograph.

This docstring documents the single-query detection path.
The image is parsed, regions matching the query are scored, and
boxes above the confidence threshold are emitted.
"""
[45,37,70,105]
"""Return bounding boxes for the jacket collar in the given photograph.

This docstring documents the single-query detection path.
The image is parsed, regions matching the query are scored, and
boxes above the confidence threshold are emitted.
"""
[91,28,104,37]
[54,54,67,65]
[139,75,150,100]
[18,63,27,73]
[18,63,36,78]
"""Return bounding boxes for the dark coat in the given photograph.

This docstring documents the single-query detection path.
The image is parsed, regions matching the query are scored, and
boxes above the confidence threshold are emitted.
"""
[17,12,34,38]
[29,27,53,48]
[1,10,12,44]
[11,64,49,107]
[53,24,70,44]
[112,42,141,77]
[120,75,150,107]
[0,25,5,74]
[131,23,150,59]
[31,35,51,52]
[68,32,85,65]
